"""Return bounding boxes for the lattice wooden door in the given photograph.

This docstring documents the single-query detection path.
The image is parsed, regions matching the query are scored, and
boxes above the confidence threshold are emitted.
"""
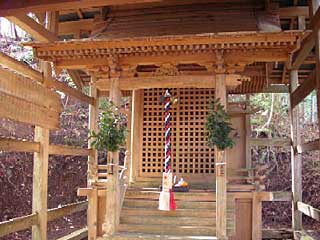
[140,88,215,179]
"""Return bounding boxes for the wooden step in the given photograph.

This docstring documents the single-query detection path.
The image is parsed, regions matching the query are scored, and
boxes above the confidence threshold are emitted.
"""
[125,190,216,201]
[123,199,212,209]
[107,232,218,240]
[123,199,235,210]
[119,224,217,236]
[121,207,234,218]
[120,215,235,227]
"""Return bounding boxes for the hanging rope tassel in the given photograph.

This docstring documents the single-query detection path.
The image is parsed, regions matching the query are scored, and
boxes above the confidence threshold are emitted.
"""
[159,89,176,211]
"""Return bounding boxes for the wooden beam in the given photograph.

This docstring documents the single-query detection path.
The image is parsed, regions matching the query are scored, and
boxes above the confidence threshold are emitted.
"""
[297,201,320,221]
[7,14,84,89]
[258,191,293,202]
[289,69,303,232]
[215,73,227,239]
[94,75,241,90]
[279,6,309,18]
[51,50,290,69]
[296,138,320,153]
[0,138,40,153]
[0,52,43,83]
[48,144,91,156]
[0,0,162,16]
[0,66,62,112]
[68,69,84,89]
[6,14,57,43]
[56,227,88,240]
[292,33,314,70]
[0,213,38,237]
[45,78,94,105]
[0,92,60,129]
[0,47,91,104]
[47,201,88,222]
[291,71,316,109]
[249,138,291,147]
[59,19,94,36]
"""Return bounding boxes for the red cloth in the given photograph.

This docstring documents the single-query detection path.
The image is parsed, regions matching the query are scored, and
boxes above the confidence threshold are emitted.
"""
[169,189,176,211]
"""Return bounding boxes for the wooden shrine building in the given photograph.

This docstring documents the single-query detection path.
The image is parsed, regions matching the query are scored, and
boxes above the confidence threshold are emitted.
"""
[0,0,320,240]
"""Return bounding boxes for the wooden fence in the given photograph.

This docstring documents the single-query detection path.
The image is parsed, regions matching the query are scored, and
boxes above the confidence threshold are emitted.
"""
[0,51,95,239]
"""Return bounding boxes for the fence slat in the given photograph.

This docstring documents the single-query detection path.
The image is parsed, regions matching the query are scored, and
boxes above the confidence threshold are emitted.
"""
[0,138,40,152]
[49,144,91,156]
[48,201,88,222]
[297,201,320,221]
[0,213,38,237]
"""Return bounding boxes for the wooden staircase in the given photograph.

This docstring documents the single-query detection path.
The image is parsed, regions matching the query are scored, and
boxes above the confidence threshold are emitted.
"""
[105,187,236,239]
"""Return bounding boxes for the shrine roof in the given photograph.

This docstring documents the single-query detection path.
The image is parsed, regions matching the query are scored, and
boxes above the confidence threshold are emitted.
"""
[28,31,307,61]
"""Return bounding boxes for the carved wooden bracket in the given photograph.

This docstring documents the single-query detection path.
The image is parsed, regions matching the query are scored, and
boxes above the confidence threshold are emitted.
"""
[153,63,180,76]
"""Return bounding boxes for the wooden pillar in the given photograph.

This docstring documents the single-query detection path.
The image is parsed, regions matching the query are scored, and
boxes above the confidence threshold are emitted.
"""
[32,127,49,240]
[245,95,252,173]
[104,76,121,236]
[88,85,98,186]
[215,73,227,240]
[289,70,302,235]
[124,97,132,185]
[87,188,98,240]
[87,85,98,240]
[315,24,320,136]
[252,192,262,240]
[32,12,57,239]
[130,90,144,183]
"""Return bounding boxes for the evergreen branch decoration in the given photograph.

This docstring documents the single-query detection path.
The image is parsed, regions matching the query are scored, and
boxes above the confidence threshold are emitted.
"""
[90,100,127,152]
[206,98,235,151]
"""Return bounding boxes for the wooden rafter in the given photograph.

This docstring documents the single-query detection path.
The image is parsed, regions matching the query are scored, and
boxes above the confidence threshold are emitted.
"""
[0,51,93,105]
[291,70,316,108]
[292,32,314,70]
[6,13,85,89]
[0,0,163,16]
[6,14,57,43]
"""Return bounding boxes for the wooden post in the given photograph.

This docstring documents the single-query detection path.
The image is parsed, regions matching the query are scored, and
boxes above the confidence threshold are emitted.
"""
[245,95,252,174]
[289,70,302,235]
[215,73,227,240]
[315,26,320,137]
[130,90,144,183]
[124,97,132,185]
[88,85,98,186]
[87,85,98,239]
[104,76,121,236]
[87,188,98,240]
[32,127,49,240]
[32,11,57,240]
[252,192,262,240]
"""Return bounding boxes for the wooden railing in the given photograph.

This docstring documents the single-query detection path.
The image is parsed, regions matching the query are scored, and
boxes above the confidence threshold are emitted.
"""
[297,201,320,221]
[228,166,267,190]
[0,52,93,239]
[0,201,88,238]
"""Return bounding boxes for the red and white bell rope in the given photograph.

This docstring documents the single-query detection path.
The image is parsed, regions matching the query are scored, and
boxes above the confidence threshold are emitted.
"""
[159,89,176,211]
